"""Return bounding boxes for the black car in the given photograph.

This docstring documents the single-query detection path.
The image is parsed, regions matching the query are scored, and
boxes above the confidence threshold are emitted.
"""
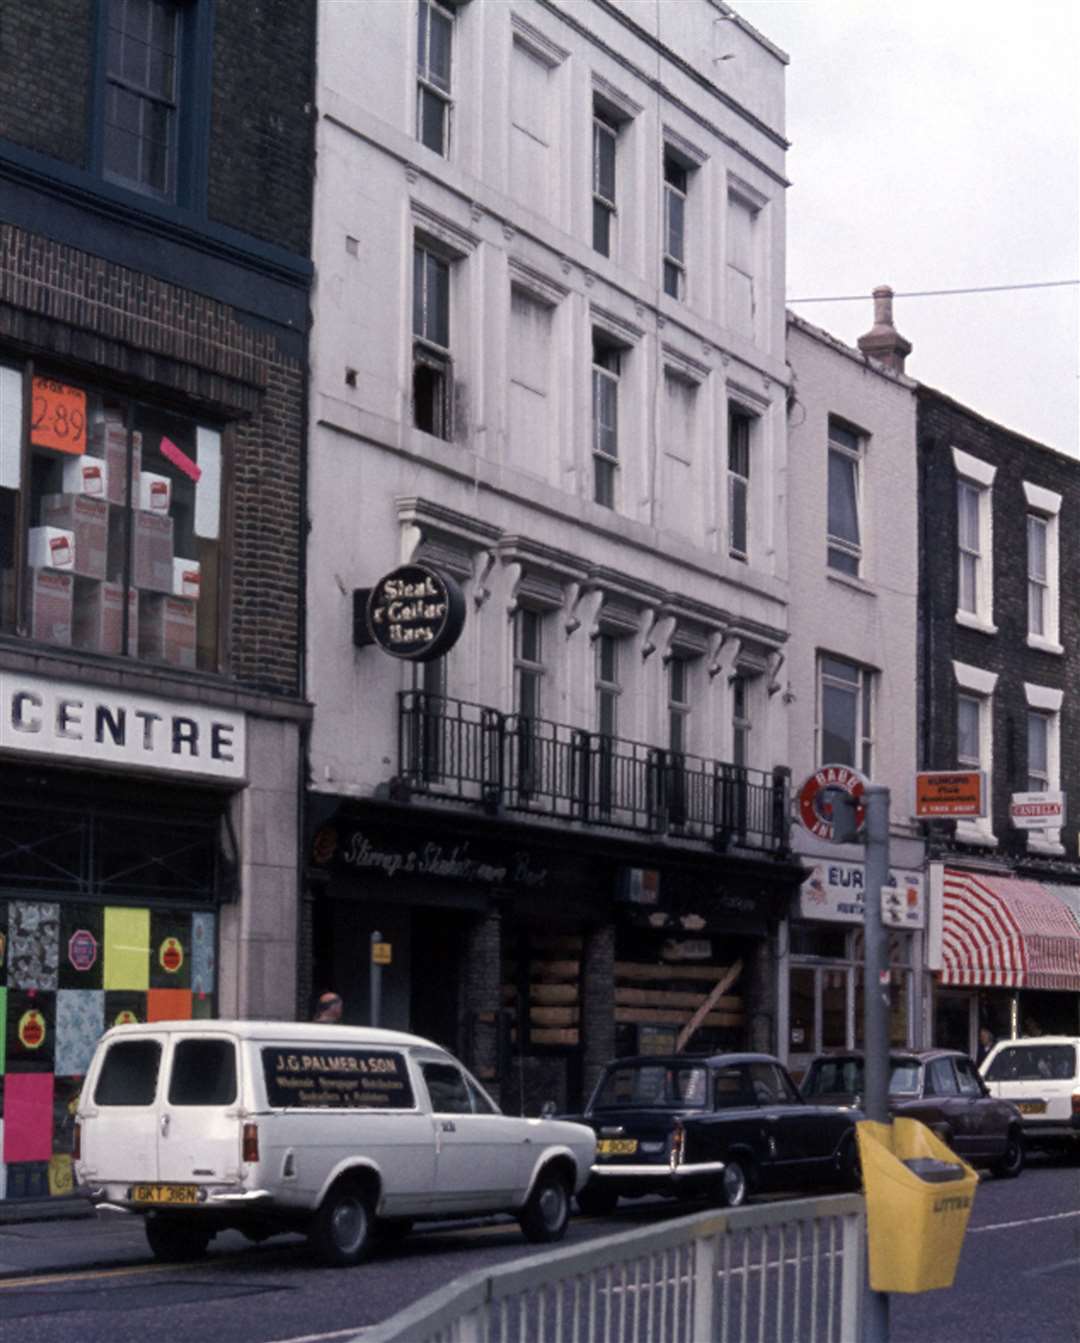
[801,1049,1025,1178]
[572,1052,858,1214]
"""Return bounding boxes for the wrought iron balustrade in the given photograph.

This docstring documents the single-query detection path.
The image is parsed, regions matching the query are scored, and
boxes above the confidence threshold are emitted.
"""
[398,691,790,853]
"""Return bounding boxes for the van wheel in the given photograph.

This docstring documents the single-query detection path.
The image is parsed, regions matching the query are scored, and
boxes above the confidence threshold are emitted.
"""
[144,1216,212,1262]
[519,1167,570,1243]
[991,1130,1024,1179]
[310,1181,375,1267]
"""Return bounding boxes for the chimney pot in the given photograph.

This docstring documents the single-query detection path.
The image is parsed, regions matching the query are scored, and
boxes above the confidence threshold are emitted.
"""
[857,284,912,375]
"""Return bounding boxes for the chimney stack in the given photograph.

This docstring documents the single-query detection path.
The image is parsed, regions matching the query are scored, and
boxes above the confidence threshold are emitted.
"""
[857,285,912,375]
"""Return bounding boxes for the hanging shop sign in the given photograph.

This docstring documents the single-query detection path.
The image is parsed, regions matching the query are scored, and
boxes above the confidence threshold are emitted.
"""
[799,860,926,929]
[915,770,985,819]
[797,766,867,841]
[1,672,246,781]
[1009,791,1065,830]
[365,564,465,662]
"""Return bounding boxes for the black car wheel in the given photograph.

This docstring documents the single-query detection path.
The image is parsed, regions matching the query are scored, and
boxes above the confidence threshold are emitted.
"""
[144,1216,213,1262]
[519,1167,571,1243]
[718,1157,750,1208]
[576,1184,619,1217]
[990,1129,1024,1180]
[309,1180,375,1267]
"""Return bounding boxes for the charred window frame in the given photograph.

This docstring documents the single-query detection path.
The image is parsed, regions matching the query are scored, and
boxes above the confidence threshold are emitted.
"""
[728,406,752,561]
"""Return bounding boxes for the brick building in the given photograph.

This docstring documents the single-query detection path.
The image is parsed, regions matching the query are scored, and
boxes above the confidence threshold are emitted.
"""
[0,0,314,1202]
[916,384,1080,1049]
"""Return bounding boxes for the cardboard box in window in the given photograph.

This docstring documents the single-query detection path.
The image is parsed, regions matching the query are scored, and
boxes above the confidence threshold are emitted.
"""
[62,456,110,500]
[72,578,137,656]
[139,471,172,515]
[41,494,108,580]
[132,511,174,592]
[29,568,74,645]
[28,526,75,571]
[173,558,201,599]
[139,593,196,669]
[89,419,141,506]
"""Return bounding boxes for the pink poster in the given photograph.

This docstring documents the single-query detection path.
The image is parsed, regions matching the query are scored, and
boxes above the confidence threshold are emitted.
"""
[3,1074,54,1163]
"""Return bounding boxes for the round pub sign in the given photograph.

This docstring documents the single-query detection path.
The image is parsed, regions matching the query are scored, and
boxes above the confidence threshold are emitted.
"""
[798,765,867,841]
[366,564,465,662]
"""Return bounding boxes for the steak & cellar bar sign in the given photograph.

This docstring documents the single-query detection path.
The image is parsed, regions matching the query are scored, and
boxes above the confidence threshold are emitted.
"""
[366,563,465,662]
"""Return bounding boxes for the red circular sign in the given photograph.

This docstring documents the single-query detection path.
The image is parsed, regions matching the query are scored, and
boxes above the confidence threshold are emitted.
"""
[797,765,867,841]
[68,929,98,973]
[18,1009,46,1050]
[160,937,183,974]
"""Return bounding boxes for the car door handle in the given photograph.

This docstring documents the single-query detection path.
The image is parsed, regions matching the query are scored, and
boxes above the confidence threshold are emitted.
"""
[442,1121,456,1133]
[160,1114,170,1138]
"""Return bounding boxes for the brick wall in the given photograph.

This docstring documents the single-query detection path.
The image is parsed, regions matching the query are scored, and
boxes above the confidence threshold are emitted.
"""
[918,387,1080,858]
[0,222,304,697]
[0,0,91,168]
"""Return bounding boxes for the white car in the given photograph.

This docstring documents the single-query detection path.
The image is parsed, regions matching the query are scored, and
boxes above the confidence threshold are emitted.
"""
[979,1036,1080,1156]
[74,1020,596,1265]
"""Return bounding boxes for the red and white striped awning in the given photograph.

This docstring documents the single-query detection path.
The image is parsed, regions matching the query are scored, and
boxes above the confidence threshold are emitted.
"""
[941,868,1080,991]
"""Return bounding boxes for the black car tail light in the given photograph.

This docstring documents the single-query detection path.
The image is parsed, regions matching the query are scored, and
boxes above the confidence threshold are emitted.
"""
[670,1121,685,1171]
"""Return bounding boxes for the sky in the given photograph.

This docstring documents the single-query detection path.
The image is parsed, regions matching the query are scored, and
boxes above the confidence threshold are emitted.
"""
[734,0,1080,456]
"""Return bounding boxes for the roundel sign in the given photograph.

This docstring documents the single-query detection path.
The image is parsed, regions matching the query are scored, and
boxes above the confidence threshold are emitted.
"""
[68,929,98,973]
[798,765,867,841]
[18,1009,46,1050]
[159,936,184,974]
[366,564,466,662]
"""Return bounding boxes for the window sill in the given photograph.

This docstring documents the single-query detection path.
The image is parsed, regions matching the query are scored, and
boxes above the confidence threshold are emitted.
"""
[954,610,998,636]
[954,820,998,848]
[1026,634,1064,655]
[826,570,875,597]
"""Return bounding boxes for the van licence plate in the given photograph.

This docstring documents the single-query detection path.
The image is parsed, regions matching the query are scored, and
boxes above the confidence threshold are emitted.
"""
[131,1184,200,1205]
[1016,1101,1047,1115]
[597,1139,638,1156]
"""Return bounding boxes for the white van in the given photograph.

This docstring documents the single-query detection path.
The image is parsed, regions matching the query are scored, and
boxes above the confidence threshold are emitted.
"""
[979,1035,1080,1155]
[74,1019,596,1265]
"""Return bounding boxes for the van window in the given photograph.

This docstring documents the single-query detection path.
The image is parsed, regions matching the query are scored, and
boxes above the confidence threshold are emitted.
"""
[169,1039,237,1106]
[422,1062,472,1114]
[985,1043,1076,1083]
[261,1048,414,1109]
[94,1040,162,1106]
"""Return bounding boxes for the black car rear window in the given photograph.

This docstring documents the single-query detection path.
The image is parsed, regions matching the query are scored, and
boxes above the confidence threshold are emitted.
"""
[984,1043,1076,1083]
[168,1039,237,1106]
[94,1040,162,1106]
[802,1058,921,1097]
[261,1047,414,1109]
[592,1064,708,1109]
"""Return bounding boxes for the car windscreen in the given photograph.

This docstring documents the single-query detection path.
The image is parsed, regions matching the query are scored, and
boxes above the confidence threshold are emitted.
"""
[984,1043,1076,1083]
[168,1039,237,1105]
[261,1047,415,1109]
[591,1064,708,1109]
[94,1039,162,1106]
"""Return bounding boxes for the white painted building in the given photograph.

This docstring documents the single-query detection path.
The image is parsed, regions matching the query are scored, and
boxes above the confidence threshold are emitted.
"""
[305,0,800,1109]
[782,304,926,1071]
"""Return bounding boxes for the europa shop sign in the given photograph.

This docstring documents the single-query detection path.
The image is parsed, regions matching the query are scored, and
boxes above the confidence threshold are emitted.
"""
[915,771,985,819]
[357,564,465,661]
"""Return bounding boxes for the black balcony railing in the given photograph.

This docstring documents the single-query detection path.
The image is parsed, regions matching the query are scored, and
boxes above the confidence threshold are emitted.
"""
[398,691,790,853]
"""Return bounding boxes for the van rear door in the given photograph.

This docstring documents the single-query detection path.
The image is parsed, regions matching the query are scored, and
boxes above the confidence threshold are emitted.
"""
[81,1034,167,1186]
[157,1036,242,1184]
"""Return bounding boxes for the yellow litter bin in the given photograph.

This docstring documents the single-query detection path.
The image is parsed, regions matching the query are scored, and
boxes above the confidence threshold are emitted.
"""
[856,1117,978,1293]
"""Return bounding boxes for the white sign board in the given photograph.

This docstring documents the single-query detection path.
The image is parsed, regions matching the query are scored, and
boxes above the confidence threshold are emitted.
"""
[0,672,246,781]
[799,860,926,930]
[1009,791,1065,830]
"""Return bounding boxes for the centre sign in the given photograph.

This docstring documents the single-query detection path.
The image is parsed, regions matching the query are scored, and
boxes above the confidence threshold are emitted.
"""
[365,564,465,662]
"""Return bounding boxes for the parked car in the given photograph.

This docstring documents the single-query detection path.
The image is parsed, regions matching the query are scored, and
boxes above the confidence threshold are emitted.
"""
[74,1020,596,1265]
[801,1048,1025,1178]
[569,1052,859,1214]
[979,1036,1080,1156]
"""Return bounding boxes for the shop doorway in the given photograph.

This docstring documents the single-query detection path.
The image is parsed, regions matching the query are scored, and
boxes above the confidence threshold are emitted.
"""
[410,908,467,1054]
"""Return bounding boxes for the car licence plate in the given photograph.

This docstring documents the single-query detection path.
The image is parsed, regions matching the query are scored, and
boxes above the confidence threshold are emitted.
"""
[1016,1101,1047,1115]
[131,1184,200,1205]
[597,1139,638,1156]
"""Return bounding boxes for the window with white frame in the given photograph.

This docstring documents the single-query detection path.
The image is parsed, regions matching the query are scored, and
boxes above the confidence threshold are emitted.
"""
[668,656,690,755]
[817,655,874,775]
[732,673,751,767]
[508,286,552,474]
[728,406,752,561]
[952,448,996,630]
[1023,480,1061,650]
[413,241,452,439]
[662,151,689,299]
[592,331,622,508]
[726,190,759,337]
[417,0,454,156]
[514,607,544,722]
[952,659,998,842]
[510,37,552,212]
[1027,710,1050,791]
[593,105,618,256]
[1024,682,1063,850]
[596,632,620,737]
[827,421,862,576]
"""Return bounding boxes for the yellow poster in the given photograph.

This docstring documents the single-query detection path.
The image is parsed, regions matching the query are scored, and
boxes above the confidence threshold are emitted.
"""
[104,907,150,990]
[48,1155,74,1197]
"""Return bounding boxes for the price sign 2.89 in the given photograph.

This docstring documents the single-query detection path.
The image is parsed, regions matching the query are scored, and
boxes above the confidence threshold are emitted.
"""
[32,377,87,456]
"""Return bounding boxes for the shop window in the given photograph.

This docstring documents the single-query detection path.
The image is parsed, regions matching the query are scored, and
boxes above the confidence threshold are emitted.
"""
[0,366,222,670]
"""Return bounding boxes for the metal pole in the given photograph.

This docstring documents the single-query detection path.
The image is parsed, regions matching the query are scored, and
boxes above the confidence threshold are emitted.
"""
[370,930,383,1028]
[862,784,891,1343]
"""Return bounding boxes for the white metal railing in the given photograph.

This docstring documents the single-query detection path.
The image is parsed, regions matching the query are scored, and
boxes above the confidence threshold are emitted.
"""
[358,1194,866,1343]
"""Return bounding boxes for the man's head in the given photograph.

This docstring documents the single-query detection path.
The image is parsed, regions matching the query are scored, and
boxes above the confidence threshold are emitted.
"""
[316,991,343,1022]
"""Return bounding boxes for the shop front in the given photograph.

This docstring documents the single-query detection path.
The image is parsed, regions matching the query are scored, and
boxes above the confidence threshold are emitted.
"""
[305,796,803,1114]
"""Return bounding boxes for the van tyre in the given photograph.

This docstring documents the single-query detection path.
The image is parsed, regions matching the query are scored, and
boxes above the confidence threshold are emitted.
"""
[145,1216,212,1262]
[519,1167,571,1243]
[310,1181,375,1266]
[991,1130,1024,1179]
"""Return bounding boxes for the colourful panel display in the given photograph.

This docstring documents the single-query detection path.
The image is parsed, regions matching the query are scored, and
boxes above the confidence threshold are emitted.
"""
[52,1076,83,1157]
[0,988,6,1074]
[150,910,191,990]
[3,1073,54,1162]
[191,912,215,999]
[5,991,55,1072]
[103,907,150,990]
[55,990,104,1077]
[104,990,146,1029]
[59,907,104,991]
[146,988,192,1023]
[8,903,60,991]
